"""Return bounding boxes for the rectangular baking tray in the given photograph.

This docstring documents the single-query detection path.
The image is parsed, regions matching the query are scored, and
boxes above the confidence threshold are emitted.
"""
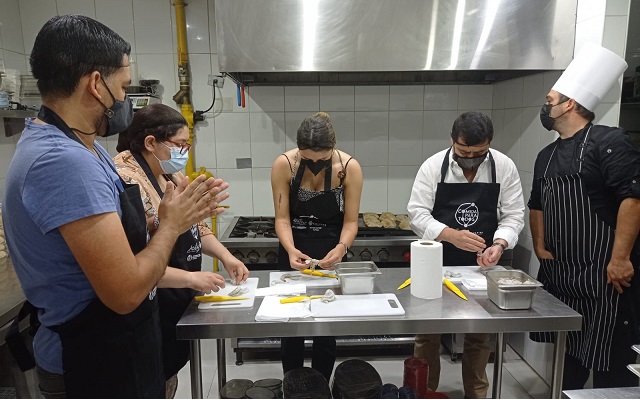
[486,270,543,310]
[334,261,381,294]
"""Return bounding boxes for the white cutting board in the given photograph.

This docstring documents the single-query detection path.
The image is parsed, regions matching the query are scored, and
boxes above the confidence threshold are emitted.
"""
[270,271,340,288]
[311,294,405,318]
[442,265,506,283]
[197,277,259,310]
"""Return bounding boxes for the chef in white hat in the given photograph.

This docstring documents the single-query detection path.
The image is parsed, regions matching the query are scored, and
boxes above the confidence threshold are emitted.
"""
[528,43,640,390]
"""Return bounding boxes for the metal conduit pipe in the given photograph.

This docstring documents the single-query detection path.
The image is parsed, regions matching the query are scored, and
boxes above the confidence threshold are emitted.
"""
[173,0,221,271]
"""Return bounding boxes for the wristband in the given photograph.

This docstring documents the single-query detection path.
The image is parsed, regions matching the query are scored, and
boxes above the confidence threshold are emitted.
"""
[153,215,160,230]
[492,242,506,252]
[338,241,349,255]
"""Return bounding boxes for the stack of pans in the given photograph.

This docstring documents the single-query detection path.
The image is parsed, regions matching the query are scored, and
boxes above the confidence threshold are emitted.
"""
[219,378,283,399]
[254,379,283,398]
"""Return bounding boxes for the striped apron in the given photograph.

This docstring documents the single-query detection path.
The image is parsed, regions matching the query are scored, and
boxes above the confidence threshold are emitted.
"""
[531,126,619,371]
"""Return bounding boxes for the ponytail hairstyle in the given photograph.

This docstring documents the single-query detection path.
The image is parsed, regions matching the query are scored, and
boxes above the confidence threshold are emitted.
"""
[116,104,187,153]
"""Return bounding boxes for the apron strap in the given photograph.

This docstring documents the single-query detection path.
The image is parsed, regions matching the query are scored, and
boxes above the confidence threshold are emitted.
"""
[440,148,452,183]
[543,123,593,177]
[5,301,38,372]
[130,151,166,198]
[324,160,333,191]
[38,105,126,192]
[488,151,496,183]
[577,124,593,174]
[440,148,496,183]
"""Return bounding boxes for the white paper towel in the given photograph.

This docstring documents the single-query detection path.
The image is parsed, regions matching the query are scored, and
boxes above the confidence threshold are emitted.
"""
[410,240,443,299]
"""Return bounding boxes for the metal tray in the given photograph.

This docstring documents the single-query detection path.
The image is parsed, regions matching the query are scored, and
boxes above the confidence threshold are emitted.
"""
[485,270,542,310]
[334,262,381,294]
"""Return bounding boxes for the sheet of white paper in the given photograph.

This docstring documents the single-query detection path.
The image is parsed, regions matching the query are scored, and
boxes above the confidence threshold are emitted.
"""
[255,296,313,322]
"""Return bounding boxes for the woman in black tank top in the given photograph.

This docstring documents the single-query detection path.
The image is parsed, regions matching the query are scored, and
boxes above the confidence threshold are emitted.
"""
[271,112,363,382]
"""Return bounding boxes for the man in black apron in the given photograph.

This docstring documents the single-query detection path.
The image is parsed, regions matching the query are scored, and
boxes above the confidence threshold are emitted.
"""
[529,44,640,390]
[408,112,525,398]
[2,16,226,398]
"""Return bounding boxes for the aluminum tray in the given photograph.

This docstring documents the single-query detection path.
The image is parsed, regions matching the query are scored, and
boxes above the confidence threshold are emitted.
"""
[334,261,382,294]
[486,270,542,310]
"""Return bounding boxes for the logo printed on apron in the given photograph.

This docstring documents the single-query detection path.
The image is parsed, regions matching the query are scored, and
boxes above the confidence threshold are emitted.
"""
[431,148,500,266]
[455,202,479,227]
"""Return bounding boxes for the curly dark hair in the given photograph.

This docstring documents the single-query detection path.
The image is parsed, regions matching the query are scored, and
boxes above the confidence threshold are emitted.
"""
[116,104,187,153]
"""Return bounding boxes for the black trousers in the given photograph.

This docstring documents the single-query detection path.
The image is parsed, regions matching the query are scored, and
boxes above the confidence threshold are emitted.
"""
[281,336,337,382]
[562,309,639,390]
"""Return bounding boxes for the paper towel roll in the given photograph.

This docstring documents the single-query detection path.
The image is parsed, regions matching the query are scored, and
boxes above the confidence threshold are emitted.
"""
[410,241,442,299]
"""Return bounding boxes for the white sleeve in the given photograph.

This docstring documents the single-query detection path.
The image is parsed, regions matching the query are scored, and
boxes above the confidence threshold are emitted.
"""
[493,160,525,249]
[407,161,448,240]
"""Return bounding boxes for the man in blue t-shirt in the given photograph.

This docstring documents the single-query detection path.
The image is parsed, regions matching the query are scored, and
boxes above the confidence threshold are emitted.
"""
[2,15,228,398]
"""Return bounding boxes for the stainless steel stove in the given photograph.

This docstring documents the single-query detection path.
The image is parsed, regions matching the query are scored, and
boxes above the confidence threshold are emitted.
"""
[219,216,419,268]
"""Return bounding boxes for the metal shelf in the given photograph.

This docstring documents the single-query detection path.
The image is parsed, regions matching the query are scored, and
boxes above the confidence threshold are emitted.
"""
[236,335,416,349]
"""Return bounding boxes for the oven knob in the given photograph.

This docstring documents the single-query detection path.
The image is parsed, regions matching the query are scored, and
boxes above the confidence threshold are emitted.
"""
[232,251,244,260]
[360,250,372,261]
[377,250,390,262]
[403,250,411,263]
[247,251,260,264]
[265,251,278,264]
[346,251,354,261]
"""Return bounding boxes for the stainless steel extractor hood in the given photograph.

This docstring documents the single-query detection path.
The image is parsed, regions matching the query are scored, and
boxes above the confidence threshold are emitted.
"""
[215,0,577,85]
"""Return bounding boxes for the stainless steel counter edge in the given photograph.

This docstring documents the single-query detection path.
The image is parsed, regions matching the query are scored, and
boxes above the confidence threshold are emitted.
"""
[176,268,582,340]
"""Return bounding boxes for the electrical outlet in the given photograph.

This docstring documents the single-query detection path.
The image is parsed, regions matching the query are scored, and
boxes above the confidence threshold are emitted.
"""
[208,74,225,88]
[236,158,252,169]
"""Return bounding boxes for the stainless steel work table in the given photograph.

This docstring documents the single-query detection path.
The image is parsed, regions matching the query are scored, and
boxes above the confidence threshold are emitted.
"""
[177,268,582,399]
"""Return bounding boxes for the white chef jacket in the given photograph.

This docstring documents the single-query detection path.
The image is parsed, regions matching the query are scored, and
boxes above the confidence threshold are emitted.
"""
[407,148,525,249]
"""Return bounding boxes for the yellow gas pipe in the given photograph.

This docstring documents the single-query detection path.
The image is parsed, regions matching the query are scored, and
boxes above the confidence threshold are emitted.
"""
[173,0,221,271]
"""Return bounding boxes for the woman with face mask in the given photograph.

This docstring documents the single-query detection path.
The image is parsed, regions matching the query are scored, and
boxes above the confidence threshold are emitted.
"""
[271,112,363,382]
[114,104,249,398]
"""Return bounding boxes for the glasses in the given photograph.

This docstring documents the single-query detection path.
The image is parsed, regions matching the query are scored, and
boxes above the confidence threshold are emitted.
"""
[162,140,192,155]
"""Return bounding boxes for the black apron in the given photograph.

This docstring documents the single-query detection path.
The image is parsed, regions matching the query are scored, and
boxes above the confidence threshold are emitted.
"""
[530,125,639,371]
[277,156,347,269]
[36,106,165,398]
[130,151,203,379]
[431,149,500,266]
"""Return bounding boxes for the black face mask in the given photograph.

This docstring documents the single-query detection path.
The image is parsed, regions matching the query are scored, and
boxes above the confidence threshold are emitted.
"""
[539,100,568,131]
[453,152,487,171]
[98,77,134,137]
[301,158,331,175]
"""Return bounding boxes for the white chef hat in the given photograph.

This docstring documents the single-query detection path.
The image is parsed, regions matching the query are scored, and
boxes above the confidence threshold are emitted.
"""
[552,43,628,111]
